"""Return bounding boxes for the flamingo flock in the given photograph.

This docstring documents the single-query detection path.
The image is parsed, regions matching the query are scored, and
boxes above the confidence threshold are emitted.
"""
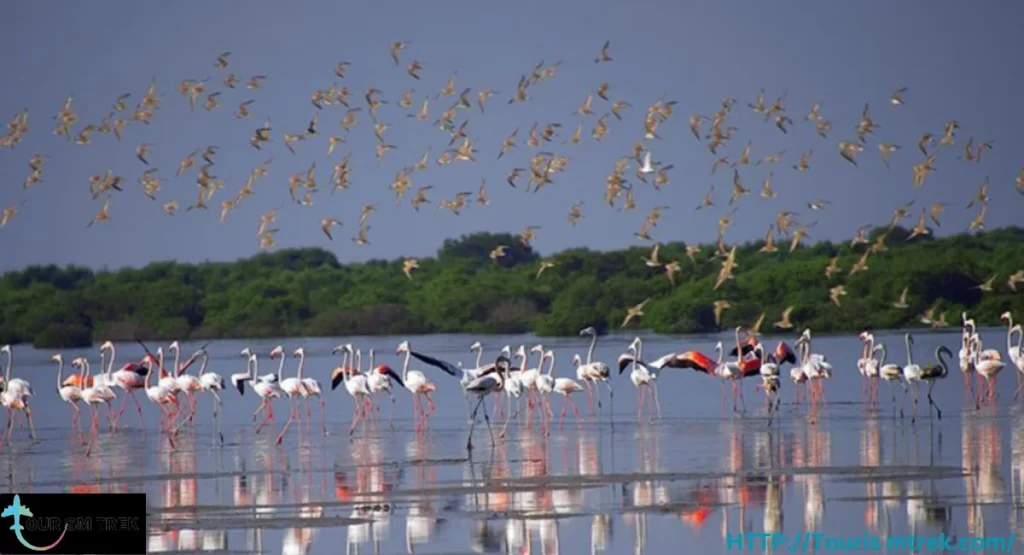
[0,313,1022,454]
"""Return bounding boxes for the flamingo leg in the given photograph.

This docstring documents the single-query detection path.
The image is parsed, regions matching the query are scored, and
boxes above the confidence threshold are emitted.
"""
[558,395,568,428]
[567,395,583,427]
[349,396,363,436]
[466,396,484,452]
[387,392,395,431]
[276,397,296,444]
[24,404,37,441]
[584,381,594,416]
[256,400,275,434]
[651,383,663,422]
[0,409,14,454]
[70,403,83,443]
[636,385,645,422]
[251,401,265,421]
[926,380,942,420]
[320,397,328,437]
[211,390,224,444]
[85,405,99,457]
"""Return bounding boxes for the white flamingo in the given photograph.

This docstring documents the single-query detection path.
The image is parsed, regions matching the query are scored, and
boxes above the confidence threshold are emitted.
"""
[294,346,326,437]
[0,345,36,453]
[73,357,111,456]
[515,344,543,424]
[959,313,977,399]
[973,333,1005,405]
[618,337,661,422]
[53,353,84,440]
[142,349,177,449]
[105,341,147,426]
[331,345,371,435]
[541,349,584,428]
[193,348,225,443]
[577,326,613,413]
[366,348,404,430]
[237,348,283,434]
[874,342,906,418]
[169,341,203,425]
[395,341,438,432]
[273,345,305,444]
[1000,313,1024,398]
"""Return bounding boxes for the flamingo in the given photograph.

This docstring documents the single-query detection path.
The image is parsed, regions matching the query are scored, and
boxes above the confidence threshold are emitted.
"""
[1000,313,1024,398]
[918,344,952,420]
[0,345,36,452]
[901,333,924,422]
[241,349,284,434]
[959,314,977,401]
[874,342,906,418]
[107,341,148,426]
[399,342,501,424]
[396,341,447,432]
[330,345,371,435]
[294,347,326,437]
[193,348,226,443]
[616,337,661,422]
[142,349,177,448]
[366,349,405,430]
[795,330,829,405]
[273,345,306,444]
[973,333,1005,405]
[541,349,584,429]
[515,345,543,424]
[533,344,555,422]
[859,333,880,407]
[752,344,782,420]
[577,326,613,413]
[72,357,113,456]
[464,355,509,452]
[169,341,203,425]
[0,345,32,398]
[53,353,84,440]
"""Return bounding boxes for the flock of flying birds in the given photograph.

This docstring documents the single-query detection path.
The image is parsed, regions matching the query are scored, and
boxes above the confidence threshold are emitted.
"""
[1,41,1023,333]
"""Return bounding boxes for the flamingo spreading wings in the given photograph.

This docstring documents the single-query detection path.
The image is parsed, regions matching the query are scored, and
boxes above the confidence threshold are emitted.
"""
[404,350,465,378]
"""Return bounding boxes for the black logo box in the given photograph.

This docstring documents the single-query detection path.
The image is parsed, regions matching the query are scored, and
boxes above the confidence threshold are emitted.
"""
[0,493,146,555]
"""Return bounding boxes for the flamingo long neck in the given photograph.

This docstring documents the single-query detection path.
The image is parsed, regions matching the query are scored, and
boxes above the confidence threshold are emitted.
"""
[143,358,152,388]
[249,354,259,380]
[99,350,106,382]
[635,339,644,363]
[715,344,723,366]
[342,350,352,384]
[296,352,305,379]
[876,344,887,367]
[734,329,742,362]
[56,358,64,390]
[545,351,556,376]
[935,347,949,377]
[198,353,208,376]
[586,333,597,365]
[276,352,286,381]
[402,349,411,381]
[4,349,12,382]
[474,347,482,368]
[158,350,165,379]
[1015,326,1024,351]
[107,344,117,377]
[867,334,875,358]
[904,335,914,366]
[172,345,181,375]
[84,360,92,381]
[1008,318,1017,354]
[369,350,375,373]
[356,350,362,375]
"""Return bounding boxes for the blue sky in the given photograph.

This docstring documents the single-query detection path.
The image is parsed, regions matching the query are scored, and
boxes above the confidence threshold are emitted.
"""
[1,2,1022,272]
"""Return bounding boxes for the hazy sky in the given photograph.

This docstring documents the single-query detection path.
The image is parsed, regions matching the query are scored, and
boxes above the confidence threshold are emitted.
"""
[1,2,1022,272]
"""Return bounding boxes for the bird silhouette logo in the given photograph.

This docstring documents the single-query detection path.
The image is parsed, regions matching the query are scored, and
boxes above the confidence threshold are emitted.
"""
[1,495,67,551]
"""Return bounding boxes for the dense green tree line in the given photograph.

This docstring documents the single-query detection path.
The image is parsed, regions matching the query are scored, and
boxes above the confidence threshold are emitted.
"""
[2,227,1023,348]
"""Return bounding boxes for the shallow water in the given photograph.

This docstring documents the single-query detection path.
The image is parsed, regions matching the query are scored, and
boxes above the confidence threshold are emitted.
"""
[2,329,1024,554]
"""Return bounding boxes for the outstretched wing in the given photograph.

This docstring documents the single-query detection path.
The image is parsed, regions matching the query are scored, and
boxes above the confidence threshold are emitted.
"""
[728,337,759,357]
[408,351,459,377]
[651,351,716,374]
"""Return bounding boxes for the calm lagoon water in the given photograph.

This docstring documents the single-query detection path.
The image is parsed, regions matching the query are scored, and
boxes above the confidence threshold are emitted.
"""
[2,329,1023,554]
